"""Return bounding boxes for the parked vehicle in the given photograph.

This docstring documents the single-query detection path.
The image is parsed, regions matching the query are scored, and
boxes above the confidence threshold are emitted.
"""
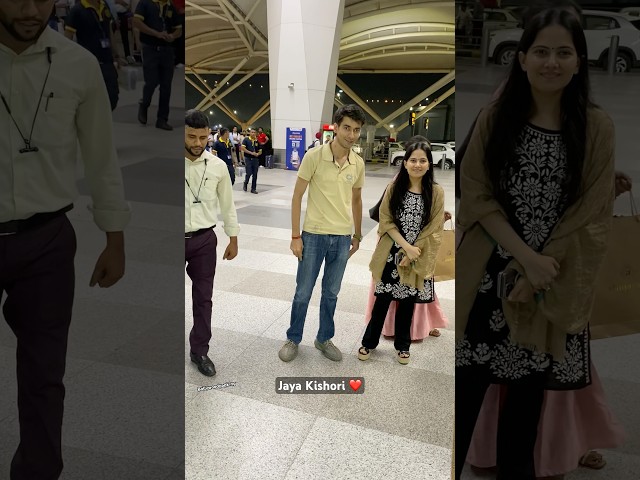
[488,10,640,72]
[483,8,520,31]
[391,142,456,169]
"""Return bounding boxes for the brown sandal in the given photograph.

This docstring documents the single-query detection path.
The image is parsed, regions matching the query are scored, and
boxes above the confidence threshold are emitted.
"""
[429,329,441,337]
[579,450,606,469]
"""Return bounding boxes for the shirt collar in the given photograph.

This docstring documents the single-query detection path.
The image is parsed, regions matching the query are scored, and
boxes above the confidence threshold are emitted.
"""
[81,0,103,13]
[185,151,207,164]
[322,142,353,164]
[0,25,61,57]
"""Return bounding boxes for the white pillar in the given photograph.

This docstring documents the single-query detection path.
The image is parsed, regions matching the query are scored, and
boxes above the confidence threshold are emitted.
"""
[266,0,345,151]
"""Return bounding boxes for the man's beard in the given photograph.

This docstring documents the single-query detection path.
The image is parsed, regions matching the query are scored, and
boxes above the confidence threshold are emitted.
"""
[0,16,47,43]
[185,145,203,157]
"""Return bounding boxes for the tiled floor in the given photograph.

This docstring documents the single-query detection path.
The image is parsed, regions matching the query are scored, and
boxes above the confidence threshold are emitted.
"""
[185,163,456,479]
[456,59,640,480]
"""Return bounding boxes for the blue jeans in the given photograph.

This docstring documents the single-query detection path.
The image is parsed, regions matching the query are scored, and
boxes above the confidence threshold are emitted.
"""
[286,232,351,344]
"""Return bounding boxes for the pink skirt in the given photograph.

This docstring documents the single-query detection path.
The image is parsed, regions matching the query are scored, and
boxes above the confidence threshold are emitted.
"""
[466,363,625,477]
[364,279,449,340]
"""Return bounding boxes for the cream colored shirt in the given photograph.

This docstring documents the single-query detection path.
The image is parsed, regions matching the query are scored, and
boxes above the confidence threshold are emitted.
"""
[298,143,365,235]
[185,150,240,237]
[0,27,131,231]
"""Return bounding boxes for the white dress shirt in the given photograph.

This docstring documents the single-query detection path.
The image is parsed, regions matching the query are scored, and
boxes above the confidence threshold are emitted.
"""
[185,150,240,237]
[0,27,131,231]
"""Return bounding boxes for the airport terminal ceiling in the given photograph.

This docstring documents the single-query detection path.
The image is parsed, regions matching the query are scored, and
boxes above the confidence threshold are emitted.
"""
[185,0,455,122]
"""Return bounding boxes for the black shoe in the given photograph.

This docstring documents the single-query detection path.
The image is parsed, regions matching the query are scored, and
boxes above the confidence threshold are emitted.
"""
[251,190,258,194]
[138,103,147,125]
[156,121,173,131]
[190,353,216,376]
[243,183,248,192]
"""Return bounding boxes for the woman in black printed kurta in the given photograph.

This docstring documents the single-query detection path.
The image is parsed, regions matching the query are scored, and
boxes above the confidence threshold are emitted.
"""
[454,8,612,480]
[359,142,443,365]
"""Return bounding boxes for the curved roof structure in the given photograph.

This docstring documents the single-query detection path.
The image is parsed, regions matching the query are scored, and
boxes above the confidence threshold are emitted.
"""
[186,0,455,75]
[185,0,455,136]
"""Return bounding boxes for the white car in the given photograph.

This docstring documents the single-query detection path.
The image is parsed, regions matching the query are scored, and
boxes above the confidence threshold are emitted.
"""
[391,142,456,170]
[483,8,520,31]
[488,10,640,72]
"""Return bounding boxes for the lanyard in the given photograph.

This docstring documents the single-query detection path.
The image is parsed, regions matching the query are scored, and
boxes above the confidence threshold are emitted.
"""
[86,2,110,39]
[0,48,53,154]
[185,160,207,203]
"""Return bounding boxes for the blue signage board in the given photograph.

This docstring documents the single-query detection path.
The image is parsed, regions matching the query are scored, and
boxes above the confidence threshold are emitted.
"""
[285,128,305,170]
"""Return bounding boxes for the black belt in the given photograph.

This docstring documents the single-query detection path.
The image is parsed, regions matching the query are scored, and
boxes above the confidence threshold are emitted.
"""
[185,226,215,239]
[0,204,73,236]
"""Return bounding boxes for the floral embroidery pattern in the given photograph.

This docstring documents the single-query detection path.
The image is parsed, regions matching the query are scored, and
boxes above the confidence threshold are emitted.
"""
[375,191,434,303]
[456,125,590,388]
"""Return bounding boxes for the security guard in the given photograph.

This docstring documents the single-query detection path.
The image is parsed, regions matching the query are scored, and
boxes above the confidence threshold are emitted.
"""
[133,0,182,130]
[213,127,237,185]
[65,0,121,111]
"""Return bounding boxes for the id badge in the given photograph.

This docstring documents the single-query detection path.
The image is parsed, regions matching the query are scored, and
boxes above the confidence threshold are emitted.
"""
[100,38,111,48]
[227,154,232,161]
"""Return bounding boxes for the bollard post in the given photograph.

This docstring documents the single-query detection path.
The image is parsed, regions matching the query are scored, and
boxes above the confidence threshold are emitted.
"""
[608,35,620,74]
[480,25,490,68]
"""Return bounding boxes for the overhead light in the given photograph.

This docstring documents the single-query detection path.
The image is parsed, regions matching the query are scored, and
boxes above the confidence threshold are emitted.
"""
[339,89,343,93]
[233,110,237,114]
[209,111,213,114]
[390,124,394,128]
[409,107,413,111]
[204,79,207,82]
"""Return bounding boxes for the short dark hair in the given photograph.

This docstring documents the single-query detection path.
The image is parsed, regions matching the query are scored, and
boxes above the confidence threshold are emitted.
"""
[185,109,209,129]
[219,127,229,136]
[333,104,366,127]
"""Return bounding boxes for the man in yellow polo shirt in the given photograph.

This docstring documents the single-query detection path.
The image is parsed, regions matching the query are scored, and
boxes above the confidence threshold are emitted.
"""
[279,104,366,362]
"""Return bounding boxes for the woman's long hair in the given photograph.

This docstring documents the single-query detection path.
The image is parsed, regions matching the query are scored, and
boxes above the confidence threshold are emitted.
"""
[389,142,435,230]
[485,8,593,211]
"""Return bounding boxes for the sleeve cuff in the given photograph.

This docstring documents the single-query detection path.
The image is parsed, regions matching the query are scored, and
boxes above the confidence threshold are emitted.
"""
[223,225,240,237]
[88,205,132,231]
[134,13,144,19]
[65,26,76,32]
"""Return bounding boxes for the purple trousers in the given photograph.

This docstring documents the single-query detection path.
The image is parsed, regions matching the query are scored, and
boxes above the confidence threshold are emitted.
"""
[185,229,217,356]
[1,215,76,480]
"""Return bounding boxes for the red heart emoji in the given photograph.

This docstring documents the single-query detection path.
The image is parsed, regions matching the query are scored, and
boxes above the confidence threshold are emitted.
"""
[349,379,362,391]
